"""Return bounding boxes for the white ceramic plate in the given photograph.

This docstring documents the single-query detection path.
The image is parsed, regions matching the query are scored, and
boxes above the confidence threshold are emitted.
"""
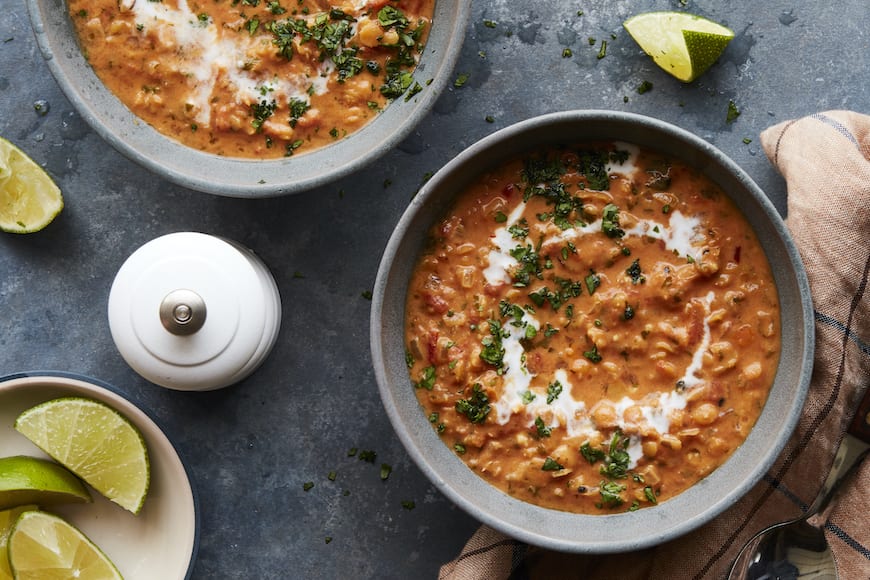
[0,373,198,579]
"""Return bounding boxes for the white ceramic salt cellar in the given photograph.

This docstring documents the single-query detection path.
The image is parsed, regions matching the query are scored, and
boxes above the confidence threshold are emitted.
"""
[108,232,281,391]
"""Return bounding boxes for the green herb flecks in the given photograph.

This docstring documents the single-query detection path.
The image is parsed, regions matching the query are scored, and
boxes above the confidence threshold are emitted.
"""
[414,365,436,390]
[479,320,508,370]
[601,203,625,238]
[542,457,564,471]
[251,98,276,132]
[626,259,645,284]
[288,97,311,127]
[599,431,631,479]
[509,243,544,287]
[546,381,563,404]
[585,270,601,295]
[534,416,552,438]
[455,383,491,424]
[508,218,530,239]
[726,100,741,124]
[577,148,622,191]
[583,344,602,363]
[580,441,606,464]
[599,480,626,507]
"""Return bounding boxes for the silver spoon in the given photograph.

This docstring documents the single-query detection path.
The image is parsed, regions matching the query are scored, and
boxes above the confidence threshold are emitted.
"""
[727,388,870,580]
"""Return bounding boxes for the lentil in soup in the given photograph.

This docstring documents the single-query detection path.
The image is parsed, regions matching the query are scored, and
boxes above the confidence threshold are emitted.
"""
[404,143,781,514]
[68,0,435,158]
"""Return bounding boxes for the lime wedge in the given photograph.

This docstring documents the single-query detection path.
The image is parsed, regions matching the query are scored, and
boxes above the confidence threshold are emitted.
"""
[0,137,63,233]
[14,398,150,515]
[1,505,37,580]
[0,456,91,511]
[8,510,123,580]
[624,11,734,82]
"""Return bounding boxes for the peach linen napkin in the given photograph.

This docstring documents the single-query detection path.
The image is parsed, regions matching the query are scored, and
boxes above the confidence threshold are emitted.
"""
[439,110,870,580]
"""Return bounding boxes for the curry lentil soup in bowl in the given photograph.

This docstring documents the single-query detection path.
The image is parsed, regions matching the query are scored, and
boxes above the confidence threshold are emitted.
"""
[371,111,813,552]
[26,0,468,196]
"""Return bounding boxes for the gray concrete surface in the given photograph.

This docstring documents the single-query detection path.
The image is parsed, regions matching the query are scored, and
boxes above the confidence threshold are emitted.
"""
[1,1,868,578]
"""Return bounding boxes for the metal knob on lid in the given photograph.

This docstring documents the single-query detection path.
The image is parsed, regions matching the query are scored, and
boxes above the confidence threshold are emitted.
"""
[107,232,282,391]
[159,289,207,335]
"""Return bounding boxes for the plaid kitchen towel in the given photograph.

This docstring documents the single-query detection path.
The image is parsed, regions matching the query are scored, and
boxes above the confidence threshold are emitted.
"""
[439,110,870,580]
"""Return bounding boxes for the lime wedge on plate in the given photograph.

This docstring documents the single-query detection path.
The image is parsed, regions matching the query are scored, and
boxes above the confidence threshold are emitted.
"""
[8,510,123,580]
[0,137,63,233]
[624,12,734,82]
[15,398,150,514]
[0,456,91,510]
[1,505,36,580]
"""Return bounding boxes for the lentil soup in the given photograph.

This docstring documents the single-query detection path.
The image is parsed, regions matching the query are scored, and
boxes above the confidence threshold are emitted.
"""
[67,0,435,158]
[404,143,781,514]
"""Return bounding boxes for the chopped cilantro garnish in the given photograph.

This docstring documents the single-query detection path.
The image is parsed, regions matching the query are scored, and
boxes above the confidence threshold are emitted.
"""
[358,450,377,463]
[599,431,630,479]
[378,6,409,28]
[250,98,276,132]
[546,381,563,404]
[534,416,552,438]
[585,270,601,294]
[455,383,491,424]
[542,457,564,471]
[599,480,625,506]
[509,243,543,287]
[381,71,414,99]
[583,344,602,363]
[727,100,741,124]
[580,441,606,464]
[508,218,529,239]
[414,365,436,390]
[626,259,645,284]
[601,204,625,238]
[479,320,507,369]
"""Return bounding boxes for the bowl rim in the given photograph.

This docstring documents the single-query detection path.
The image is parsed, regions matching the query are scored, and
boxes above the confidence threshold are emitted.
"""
[370,110,815,553]
[25,0,470,198]
[0,370,200,577]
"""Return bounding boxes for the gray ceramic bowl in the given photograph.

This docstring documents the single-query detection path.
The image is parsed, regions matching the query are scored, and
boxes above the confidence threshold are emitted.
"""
[26,0,468,197]
[371,110,814,553]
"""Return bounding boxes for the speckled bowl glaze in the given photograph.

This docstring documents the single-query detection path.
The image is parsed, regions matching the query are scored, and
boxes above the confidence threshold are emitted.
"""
[371,110,814,553]
[25,0,469,197]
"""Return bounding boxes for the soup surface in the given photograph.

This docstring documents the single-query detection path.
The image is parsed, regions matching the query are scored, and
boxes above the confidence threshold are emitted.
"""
[404,143,781,514]
[68,0,435,158]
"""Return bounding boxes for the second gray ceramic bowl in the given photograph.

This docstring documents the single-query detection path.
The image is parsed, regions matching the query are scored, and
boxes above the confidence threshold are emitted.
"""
[26,0,469,197]
[371,110,814,553]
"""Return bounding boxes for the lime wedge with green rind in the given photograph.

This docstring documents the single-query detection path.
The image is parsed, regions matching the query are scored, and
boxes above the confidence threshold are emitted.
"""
[14,397,150,515]
[8,510,123,580]
[0,137,63,233]
[0,456,91,511]
[1,505,37,580]
[624,11,734,82]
